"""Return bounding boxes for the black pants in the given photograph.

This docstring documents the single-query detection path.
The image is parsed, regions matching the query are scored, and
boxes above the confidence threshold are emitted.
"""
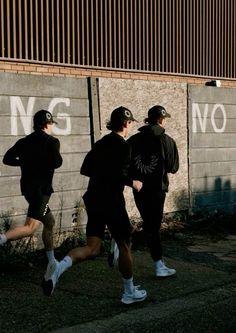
[133,187,166,262]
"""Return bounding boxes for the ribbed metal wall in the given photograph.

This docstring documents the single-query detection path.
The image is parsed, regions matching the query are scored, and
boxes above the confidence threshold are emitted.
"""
[0,0,235,78]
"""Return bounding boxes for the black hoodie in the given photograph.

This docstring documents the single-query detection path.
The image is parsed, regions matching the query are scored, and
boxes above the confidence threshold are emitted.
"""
[128,124,179,191]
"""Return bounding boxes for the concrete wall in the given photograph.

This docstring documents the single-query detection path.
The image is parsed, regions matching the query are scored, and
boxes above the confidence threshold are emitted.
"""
[189,85,236,214]
[0,73,93,237]
[98,78,189,218]
[1,72,236,248]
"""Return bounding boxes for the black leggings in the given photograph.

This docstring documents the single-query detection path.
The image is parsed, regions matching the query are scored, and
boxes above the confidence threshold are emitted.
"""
[133,188,166,261]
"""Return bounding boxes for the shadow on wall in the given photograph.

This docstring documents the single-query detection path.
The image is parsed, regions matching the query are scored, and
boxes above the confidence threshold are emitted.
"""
[165,176,236,226]
[173,189,189,211]
[192,176,236,217]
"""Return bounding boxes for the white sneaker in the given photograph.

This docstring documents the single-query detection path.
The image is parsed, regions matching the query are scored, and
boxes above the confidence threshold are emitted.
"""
[156,261,176,277]
[41,259,60,296]
[108,239,119,267]
[121,286,147,304]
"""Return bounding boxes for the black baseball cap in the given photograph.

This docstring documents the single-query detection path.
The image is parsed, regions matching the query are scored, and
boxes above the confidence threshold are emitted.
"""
[145,105,171,124]
[33,110,57,127]
[110,106,137,123]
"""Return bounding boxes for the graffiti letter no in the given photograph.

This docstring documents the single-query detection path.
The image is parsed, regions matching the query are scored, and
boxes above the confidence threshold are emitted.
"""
[192,103,226,133]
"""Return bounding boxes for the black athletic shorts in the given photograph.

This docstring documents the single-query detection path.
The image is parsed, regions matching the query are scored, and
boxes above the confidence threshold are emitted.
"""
[83,192,132,241]
[24,191,51,222]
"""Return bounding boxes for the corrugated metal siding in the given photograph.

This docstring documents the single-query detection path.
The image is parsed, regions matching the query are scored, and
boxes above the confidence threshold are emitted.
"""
[0,0,235,78]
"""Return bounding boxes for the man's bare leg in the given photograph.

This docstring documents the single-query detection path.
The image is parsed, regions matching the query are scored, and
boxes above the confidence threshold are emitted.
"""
[116,239,147,304]
[0,217,40,243]
[41,236,102,296]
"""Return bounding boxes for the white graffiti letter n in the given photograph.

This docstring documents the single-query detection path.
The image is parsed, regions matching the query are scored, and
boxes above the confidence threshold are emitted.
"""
[192,103,208,133]
[10,97,35,135]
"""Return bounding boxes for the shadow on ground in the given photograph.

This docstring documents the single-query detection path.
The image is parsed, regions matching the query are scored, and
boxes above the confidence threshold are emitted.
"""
[0,219,236,333]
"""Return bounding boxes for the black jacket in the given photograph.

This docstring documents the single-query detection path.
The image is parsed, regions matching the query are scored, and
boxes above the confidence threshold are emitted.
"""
[81,132,133,189]
[81,132,133,210]
[128,124,179,191]
[3,130,63,195]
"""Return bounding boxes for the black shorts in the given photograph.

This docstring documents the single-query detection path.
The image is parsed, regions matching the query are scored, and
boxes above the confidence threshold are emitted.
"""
[24,192,51,222]
[83,193,132,241]
[86,210,132,241]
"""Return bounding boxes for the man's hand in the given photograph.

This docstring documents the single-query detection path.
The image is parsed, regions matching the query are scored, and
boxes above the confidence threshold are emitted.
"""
[132,180,143,192]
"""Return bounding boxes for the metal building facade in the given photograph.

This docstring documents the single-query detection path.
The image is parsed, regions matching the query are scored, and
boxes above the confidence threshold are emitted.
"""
[0,0,235,78]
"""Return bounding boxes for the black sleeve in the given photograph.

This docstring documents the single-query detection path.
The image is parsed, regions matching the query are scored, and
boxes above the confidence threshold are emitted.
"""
[80,149,94,177]
[119,141,133,187]
[2,141,22,166]
[161,135,179,174]
[48,138,63,169]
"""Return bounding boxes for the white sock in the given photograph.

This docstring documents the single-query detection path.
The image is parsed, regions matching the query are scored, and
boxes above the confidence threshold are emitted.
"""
[123,277,134,294]
[0,234,7,245]
[58,256,73,278]
[46,250,55,262]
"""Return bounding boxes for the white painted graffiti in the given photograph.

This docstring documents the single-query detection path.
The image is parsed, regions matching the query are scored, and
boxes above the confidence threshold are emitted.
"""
[10,96,71,135]
[192,103,227,133]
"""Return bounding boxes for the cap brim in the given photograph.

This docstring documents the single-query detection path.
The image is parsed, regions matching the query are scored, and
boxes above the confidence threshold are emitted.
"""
[165,112,171,118]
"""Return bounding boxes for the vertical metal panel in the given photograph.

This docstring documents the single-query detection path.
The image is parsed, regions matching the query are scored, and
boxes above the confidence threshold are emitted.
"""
[51,0,55,62]
[76,0,80,65]
[205,0,208,76]
[0,0,4,57]
[126,0,129,69]
[161,0,165,71]
[152,0,156,71]
[56,0,60,63]
[71,1,75,64]
[61,0,65,63]
[99,0,103,67]
[46,0,50,62]
[40,0,44,61]
[18,0,22,59]
[104,0,108,67]
[133,0,137,70]
[129,0,133,69]
[35,0,39,60]
[66,0,70,63]
[12,0,16,58]
[122,0,125,68]
[6,0,10,58]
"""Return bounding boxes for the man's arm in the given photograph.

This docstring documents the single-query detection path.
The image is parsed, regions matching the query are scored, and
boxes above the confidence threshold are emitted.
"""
[49,138,63,169]
[80,149,94,177]
[2,142,21,166]
[161,135,179,174]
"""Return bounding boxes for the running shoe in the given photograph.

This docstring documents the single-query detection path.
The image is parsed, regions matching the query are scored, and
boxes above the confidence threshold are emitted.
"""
[156,260,176,277]
[41,259,60,296]
[121,285,147,304]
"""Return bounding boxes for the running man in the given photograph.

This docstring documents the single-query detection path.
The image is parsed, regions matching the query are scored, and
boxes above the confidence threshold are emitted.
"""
[41,106,147,304]
[0,110,63,263]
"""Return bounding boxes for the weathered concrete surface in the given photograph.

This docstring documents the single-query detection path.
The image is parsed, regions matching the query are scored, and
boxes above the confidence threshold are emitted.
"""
[189,85,236,214]
[0,73,92,235]
[98,78,189,217]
